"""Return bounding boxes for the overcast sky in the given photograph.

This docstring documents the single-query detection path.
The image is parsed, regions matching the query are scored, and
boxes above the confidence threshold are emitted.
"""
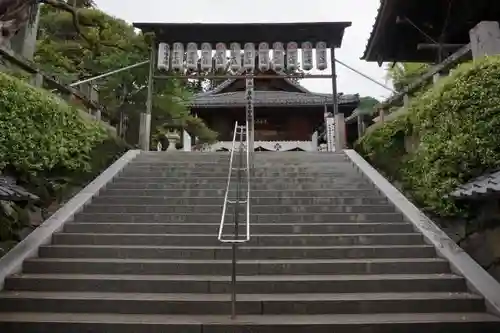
[94,0,392,101]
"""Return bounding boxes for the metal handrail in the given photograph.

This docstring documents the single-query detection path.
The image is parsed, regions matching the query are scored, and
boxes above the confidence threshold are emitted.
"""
[218,122,251,243]
[218,121,251,319]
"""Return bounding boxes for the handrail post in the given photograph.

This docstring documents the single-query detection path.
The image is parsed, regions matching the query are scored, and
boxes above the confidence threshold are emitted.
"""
[218,121,251,319]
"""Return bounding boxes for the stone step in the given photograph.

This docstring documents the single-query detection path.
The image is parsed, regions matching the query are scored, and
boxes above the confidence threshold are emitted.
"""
[82,204,395,214]
[5,273,466,294]
[105,182,373,190]
[111,176,368,184]
[1,312,498,333]
[63,222,414,235]
[124,165,356,172]
[38,244,438,260]
[99,188,383,198]
[23,258,450,275]
[119,171,362,178]
[0,291,484,315]
[52,233,424,247]
[91,196,388,206]
[73,212,405,223]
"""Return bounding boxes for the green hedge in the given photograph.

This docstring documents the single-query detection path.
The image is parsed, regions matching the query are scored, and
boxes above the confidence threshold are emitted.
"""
[0,72,129,246]
[356,56,500,216]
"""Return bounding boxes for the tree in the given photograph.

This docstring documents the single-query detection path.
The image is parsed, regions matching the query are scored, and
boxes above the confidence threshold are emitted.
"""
[385,62,430,94]
[35,3,216,145]
[358,96,379,111]
[0,0,99,47]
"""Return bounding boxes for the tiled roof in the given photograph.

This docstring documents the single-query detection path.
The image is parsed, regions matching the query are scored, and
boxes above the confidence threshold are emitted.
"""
[450,170,500,199]
[361,0,385,61]
[190,91,359,108]
[0,176,39,202]
[191,68,359,108]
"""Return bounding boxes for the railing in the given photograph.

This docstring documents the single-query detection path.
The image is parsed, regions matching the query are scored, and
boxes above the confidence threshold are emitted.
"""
[218,121,251,319]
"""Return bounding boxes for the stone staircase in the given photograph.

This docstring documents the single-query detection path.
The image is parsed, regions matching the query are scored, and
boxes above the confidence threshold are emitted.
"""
[0,151,499,332]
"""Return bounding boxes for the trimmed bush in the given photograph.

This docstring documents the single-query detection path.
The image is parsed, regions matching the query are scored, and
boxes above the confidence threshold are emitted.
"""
[0,72,128,247]
[356,56,500,216]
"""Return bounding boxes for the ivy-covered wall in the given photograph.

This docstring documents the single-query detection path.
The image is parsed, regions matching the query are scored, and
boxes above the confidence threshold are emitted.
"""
[0,72,129,254]
[356,56,500,217]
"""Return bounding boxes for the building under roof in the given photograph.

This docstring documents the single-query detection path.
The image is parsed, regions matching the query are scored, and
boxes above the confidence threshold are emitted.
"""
[363,0,500,63]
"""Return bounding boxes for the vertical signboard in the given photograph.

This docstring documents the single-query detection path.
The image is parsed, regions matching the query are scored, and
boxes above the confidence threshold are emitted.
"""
[316,41,328,71]
[286,42,298,71]
[243,43,256,71]
[200,42,212,71]
[258,42,270,72]
[245,75,254,153]
[186,42,198,70]
[301,41,313,71]
[215,43,226,70]
[171,42,184,71]
[230,42,242,71]
[326,116,335,152]
[157,43,170,71]
[272,42,285,71]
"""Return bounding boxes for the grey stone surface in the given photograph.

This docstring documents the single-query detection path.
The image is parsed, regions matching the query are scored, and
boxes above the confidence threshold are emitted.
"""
[345,149,500,316]
[0,150,499,330]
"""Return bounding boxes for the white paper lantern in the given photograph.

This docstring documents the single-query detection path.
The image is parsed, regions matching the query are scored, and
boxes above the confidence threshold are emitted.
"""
[316,41,328,71]
[186,43,198,70]
[172,42,184,71]
[200,43,212,71]
[258,42,270,72]
[215,43,226,70]
[157,43,170,71]
[272,42,285,71]
[243,43,256,71]
[286,42,298,71]
[301,41,313,71]
[230,43,242,71]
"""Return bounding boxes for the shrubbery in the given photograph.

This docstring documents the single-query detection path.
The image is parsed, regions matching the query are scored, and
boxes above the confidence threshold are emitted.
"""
[0,72,128,247]
[356,56,500,216]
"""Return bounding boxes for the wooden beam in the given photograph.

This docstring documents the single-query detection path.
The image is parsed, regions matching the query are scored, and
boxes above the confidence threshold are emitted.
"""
[379,43,471,109]
[155,74,335,80]
[417,43,465,50]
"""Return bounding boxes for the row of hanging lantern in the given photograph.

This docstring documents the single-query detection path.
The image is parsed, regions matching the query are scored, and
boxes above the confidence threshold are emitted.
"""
[157,41,329,72]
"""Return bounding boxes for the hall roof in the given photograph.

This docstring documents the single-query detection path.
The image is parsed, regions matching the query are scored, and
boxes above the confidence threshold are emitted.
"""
[362,0,500,63]
[133,21,351,48]
[450,170,500,200]
[189,69,359,109]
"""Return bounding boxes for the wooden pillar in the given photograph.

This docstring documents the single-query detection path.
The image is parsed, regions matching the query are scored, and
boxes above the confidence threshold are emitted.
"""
[469,21,500,59]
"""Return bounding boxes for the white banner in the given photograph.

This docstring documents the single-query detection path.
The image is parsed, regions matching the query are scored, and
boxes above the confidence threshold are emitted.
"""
[286,42,298,71]
[301,41,313,71]
[200,43,212,70]
[230,42,242,71]
[243,43,256,70]
[215,43,226,70]
[172,42,184,71]
[157,43,170,71]
[258,42,270,72]
[186,42,198,70]
[316,41,328,71]
[272,42,285,71]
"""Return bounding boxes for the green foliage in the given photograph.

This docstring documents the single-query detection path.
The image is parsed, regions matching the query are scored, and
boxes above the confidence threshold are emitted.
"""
[0,71,105,175]
[35,4,216,146]
[0,71,129,246]
[385,62,430,94]
[357,56,500,216]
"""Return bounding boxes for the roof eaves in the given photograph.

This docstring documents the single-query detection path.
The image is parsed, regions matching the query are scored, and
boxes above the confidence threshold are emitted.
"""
[361,0,387,62]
